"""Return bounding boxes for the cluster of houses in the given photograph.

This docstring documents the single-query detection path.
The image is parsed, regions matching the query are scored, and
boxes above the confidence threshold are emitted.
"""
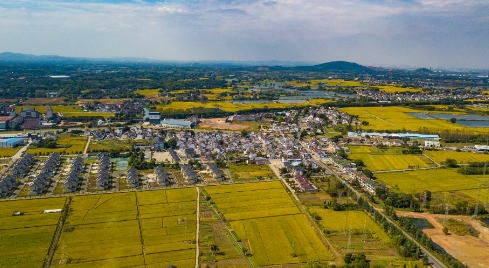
[0,105,58,130]
[87,125,156,141]
[0,174,16,197]
[96,155,111,190]
[357,89,489,102]
[64,158,84,193]
[28,153,60,195]
[126,168,139,188]
[154,166,171,186]
[206,163,225,182]
[10,154,35,179]
[79,100,145,114]
[169,130,308,161]
[283,161,319,192]
[181,165,198,184]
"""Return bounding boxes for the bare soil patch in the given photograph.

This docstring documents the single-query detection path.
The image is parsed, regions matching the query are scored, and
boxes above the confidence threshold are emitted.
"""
[397,211,489,268]
[199,118,251,130]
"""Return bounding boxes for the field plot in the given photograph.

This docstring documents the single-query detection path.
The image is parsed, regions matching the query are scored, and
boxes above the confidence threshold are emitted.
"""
[15,105,113,118]
[53,189,197,268]
[26,134,87,155]
[424,150,489,164]
[349,154,433,171]
[228,163,277,182]
[309,209,390,242]
[88,139,133,152]
[138,188,197,268]
[134,89,162,96]
[341,106,474,132]
[0,198,67,268]
[376,168,488,201]
[205,181,334,266]
[0,147,22,157]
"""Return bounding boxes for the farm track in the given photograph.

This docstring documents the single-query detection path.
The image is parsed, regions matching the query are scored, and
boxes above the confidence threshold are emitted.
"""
[362,111,397,126]
[423,153,441,166]
[195,187,200,268]
[134,192,147,267]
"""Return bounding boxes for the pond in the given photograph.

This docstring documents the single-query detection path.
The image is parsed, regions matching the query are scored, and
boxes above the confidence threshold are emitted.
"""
[456,121,489,127]
[413,218,434,229]
[257,82,358,100]
[230,100,272,104]
[429,113,489,121]
[481,218,489,226]
[407,112,435,119]
[275,100,307,103]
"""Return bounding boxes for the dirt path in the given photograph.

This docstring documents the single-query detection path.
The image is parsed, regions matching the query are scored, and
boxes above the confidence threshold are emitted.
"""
[83,136,91,155]
[397,211,489,268]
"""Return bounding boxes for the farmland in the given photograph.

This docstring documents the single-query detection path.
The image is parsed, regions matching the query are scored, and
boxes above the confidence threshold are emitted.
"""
[227,163,277,182]
[0,198,67,268]
[423,150,489,164]
[0,147,22,157]
[26,134,88,155]
[134,89,161,96]
[309,208,391,243]
[204,181,334,266]
[375,168,489,201]
[53,188,197,267]
[88,139,134,152]
[15,105,114,118]
[341,106,489,133]
[349,153,433,171]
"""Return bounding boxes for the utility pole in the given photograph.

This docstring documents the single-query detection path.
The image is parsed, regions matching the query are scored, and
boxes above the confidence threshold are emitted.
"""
[474,184,482,218]
[347,225,352,252]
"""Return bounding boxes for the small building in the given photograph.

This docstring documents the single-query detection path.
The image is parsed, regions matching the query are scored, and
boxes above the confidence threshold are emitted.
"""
[181,165,198,184]
[0,116,14,130]
[148,112,161,124]
[425,141,441,148]
[185,148,196,159]
[46,106,54,119]
[20,107,38,118]
[207,163,225,182]
[153,136,165,151]
[45,92,59,98]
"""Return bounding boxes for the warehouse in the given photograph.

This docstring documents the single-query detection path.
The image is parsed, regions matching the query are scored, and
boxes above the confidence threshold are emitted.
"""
[0,138,24,148]
[160,119,195,129]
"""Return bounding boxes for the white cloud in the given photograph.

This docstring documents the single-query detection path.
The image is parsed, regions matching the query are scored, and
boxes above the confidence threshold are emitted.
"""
[0,0,487,68]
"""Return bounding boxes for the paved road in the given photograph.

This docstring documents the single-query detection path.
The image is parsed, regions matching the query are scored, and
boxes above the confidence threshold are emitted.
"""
[80,163,91,194]
[46,172,61,197]
[224,168,233,183]
[309,155,447,268]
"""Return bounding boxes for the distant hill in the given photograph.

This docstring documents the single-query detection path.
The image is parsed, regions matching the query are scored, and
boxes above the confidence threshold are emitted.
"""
[295,61,373,72]
[0,52,316,67]
[413,68,433,73]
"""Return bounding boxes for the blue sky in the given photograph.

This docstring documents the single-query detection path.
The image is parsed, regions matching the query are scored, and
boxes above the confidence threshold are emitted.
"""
[0,0,488,68]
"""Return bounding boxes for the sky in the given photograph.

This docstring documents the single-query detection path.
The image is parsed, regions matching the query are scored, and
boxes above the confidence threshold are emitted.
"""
[0,0,488,69]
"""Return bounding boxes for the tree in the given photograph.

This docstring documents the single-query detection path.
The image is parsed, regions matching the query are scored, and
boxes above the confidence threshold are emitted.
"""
[241,129,249,138]
[210,244,219,256]
[422,255,429,266]
[450,117,456,123]
[166,138,177,149]
[279,167,288,174]
[354,159,364,167]
[444,158,458,168]
[442,227,448,235]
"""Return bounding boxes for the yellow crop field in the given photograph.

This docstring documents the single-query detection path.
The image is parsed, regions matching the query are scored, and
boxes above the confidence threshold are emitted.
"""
[349,154,433,171]
[424,150,489,164]
[15,105,113,118]
[134,89,161,96]
[309,208,391,243]
[53,188,197,267]
[0,198,67,268]
[205,181,334,266]
[375,168,488,201]
[0,147,22,157]
[341,106,489,133]
[373,85,423,93]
